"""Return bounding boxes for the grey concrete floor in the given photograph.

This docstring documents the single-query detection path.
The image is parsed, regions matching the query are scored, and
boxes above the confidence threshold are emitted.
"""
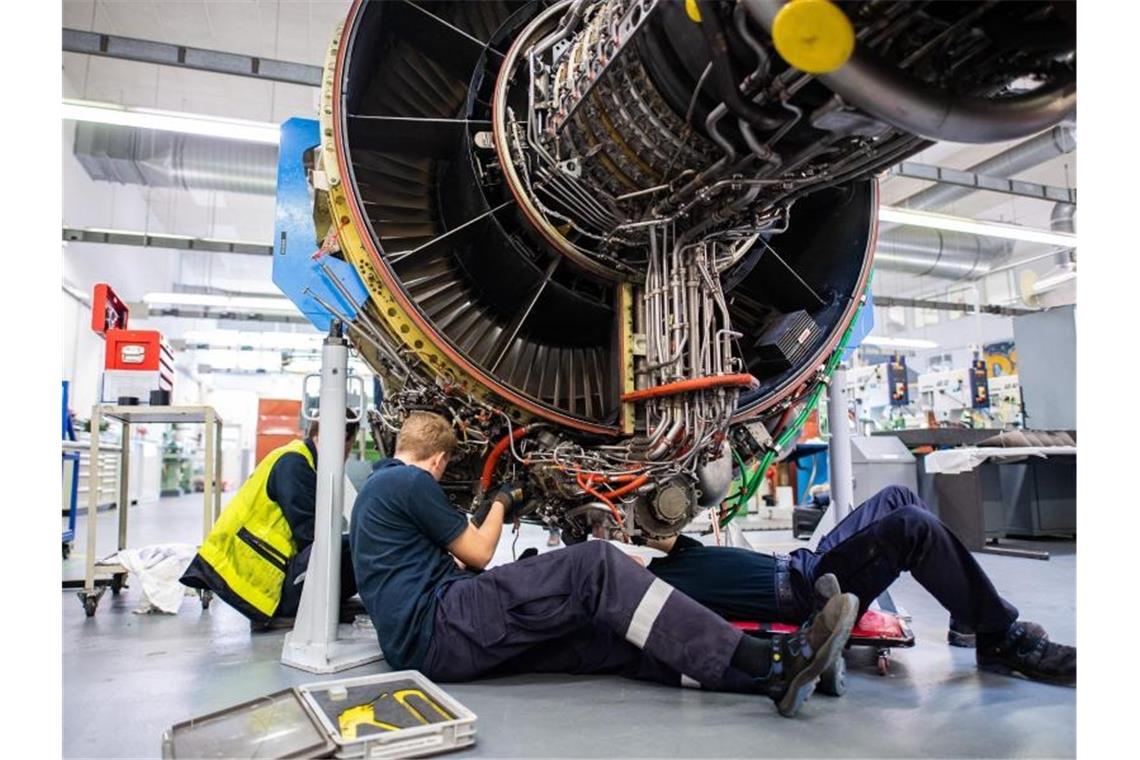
[63,494,1076,759]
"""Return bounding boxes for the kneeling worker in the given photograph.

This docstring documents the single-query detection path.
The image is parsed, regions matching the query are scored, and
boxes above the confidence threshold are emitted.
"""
[181,414,360,629]
[351,412,859,718]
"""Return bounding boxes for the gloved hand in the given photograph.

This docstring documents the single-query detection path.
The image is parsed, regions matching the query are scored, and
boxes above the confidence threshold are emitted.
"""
[472,482,526,527]
[493,482,525,514]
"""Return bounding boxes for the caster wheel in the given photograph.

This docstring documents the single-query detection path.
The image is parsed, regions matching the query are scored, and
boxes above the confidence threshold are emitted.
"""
[817,655,847,697]
[62,544,71,560]
[200,590,213,610]
[876,651,890,676]
[111,573,126,594]
[78,591,101,617]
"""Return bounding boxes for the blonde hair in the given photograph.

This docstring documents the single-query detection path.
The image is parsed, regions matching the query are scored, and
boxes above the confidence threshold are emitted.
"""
[395,411,458,461]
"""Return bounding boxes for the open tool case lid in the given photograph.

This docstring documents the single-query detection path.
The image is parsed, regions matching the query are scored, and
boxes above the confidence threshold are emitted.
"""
[161,688,336,759]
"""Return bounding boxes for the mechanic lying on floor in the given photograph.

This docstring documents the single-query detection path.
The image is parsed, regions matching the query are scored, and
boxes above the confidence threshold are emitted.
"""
[351,412,856,718]
[641,485,1075,686]
[181,414,360,630]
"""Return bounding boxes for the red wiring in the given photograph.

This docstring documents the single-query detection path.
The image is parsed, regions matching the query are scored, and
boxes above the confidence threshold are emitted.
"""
[479,426,529,492]
[576,472,627,535]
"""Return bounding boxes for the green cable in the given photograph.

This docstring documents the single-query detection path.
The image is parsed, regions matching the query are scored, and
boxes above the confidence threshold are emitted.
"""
[720,282,871,527]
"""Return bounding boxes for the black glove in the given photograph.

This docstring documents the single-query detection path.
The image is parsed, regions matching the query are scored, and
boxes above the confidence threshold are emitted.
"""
[494,483,524,513]
[472,483,525,527]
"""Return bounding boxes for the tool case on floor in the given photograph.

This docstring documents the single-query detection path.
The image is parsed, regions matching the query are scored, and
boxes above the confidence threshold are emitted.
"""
[161,671,477,759]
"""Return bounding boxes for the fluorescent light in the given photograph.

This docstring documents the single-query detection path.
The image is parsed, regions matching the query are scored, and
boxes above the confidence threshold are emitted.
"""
[143,292,297,314]
[63,99,280,145]
[878,206,1077,248]
[861,335,939,350]
[182,328,321,350]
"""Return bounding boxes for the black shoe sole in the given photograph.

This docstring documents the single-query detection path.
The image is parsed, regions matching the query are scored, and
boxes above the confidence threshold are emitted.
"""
[977,660,1076,687]
[777,595,859,718]
[948,629,977,648]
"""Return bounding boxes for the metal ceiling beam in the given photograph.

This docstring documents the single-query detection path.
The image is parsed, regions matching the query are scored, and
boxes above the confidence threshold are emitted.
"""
[889,162,1076,205]
[873,294,1035,317]
[63,28,322,87]
[63,227,273,256]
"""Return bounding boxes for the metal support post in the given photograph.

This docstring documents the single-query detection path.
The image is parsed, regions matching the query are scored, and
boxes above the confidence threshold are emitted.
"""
[282,321,382,673]
[203,410,216,540]
[80,405,108,615]
[117,422,130,552]
[808,366,854,550]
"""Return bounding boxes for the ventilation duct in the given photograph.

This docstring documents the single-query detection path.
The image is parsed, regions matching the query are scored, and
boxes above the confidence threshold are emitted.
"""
[874,124,1075,279]
[1050,202,1076,267]
[72,122,278,195]
[875,227,1011,280]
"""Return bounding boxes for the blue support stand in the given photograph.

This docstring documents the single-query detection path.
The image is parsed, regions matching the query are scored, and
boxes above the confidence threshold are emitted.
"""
[271,117,370,331]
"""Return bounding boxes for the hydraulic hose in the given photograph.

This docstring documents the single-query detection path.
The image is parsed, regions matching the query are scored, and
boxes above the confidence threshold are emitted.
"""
[743,0,1076,143]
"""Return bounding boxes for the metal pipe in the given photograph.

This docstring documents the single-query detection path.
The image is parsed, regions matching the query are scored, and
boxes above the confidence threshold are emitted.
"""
[698,0,787,131]
[744,0,1076,144]
[827,367,854,519]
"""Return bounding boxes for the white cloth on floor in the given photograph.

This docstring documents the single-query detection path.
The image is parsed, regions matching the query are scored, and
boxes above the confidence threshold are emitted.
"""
[111,544,199,614]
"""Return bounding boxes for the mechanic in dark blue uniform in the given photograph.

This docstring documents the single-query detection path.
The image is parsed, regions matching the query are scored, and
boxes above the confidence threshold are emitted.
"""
[643,485,1076,686]
[350,411,860,718]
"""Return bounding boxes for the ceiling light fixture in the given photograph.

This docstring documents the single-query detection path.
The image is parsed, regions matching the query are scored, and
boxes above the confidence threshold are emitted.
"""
[878,206,1078,248]
[861,335,939,350]
[62,99,280,145]
[143,292,297,314]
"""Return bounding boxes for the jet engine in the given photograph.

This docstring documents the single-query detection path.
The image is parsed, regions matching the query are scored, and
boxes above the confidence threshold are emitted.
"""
[309,0,1075,540]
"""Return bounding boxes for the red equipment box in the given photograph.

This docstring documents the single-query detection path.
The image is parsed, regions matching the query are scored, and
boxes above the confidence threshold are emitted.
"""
[91,283,130,335]
[104,330,173,373]
[92,284,175,404]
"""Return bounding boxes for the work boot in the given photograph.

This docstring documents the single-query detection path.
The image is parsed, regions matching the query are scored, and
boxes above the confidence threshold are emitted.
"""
[949,618,1048,648]
[766,591,859,717]
[814,573,842,603]
[250,616,294,633]
[976,621,1075,686]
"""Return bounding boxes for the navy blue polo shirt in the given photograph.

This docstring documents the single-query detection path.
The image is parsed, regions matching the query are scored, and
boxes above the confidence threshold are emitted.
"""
[646,534,781,621]
[349,458,471,669]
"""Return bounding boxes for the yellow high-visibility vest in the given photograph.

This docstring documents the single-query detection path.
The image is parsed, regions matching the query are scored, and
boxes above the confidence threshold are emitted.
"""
[197,439,314,618]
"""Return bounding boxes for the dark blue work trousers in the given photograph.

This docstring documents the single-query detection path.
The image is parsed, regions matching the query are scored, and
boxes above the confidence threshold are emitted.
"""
[789,486,1019,633]
[276,534,357,619]
[421,541,765,693]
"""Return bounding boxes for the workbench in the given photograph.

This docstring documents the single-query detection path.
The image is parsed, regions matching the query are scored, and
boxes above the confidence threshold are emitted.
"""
[76,405,223,616]
[874,429,1076,559]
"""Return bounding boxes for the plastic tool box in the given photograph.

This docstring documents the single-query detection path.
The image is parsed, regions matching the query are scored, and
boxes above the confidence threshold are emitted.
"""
[162,671,476,759]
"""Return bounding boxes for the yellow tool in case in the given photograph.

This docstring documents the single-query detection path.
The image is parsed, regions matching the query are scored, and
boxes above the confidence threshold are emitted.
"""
[162,671,476,759]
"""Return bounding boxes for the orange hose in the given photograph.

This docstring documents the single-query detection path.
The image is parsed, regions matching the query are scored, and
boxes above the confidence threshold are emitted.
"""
[576,471,641,485]
[480,426,529,492]
[599,473,649,499]
[577,472,626,531]
[621,374,759,403]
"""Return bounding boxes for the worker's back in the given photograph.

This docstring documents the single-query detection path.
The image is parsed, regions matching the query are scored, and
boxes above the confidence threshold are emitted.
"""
[350,458,471,670]
[180,438,314,620]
